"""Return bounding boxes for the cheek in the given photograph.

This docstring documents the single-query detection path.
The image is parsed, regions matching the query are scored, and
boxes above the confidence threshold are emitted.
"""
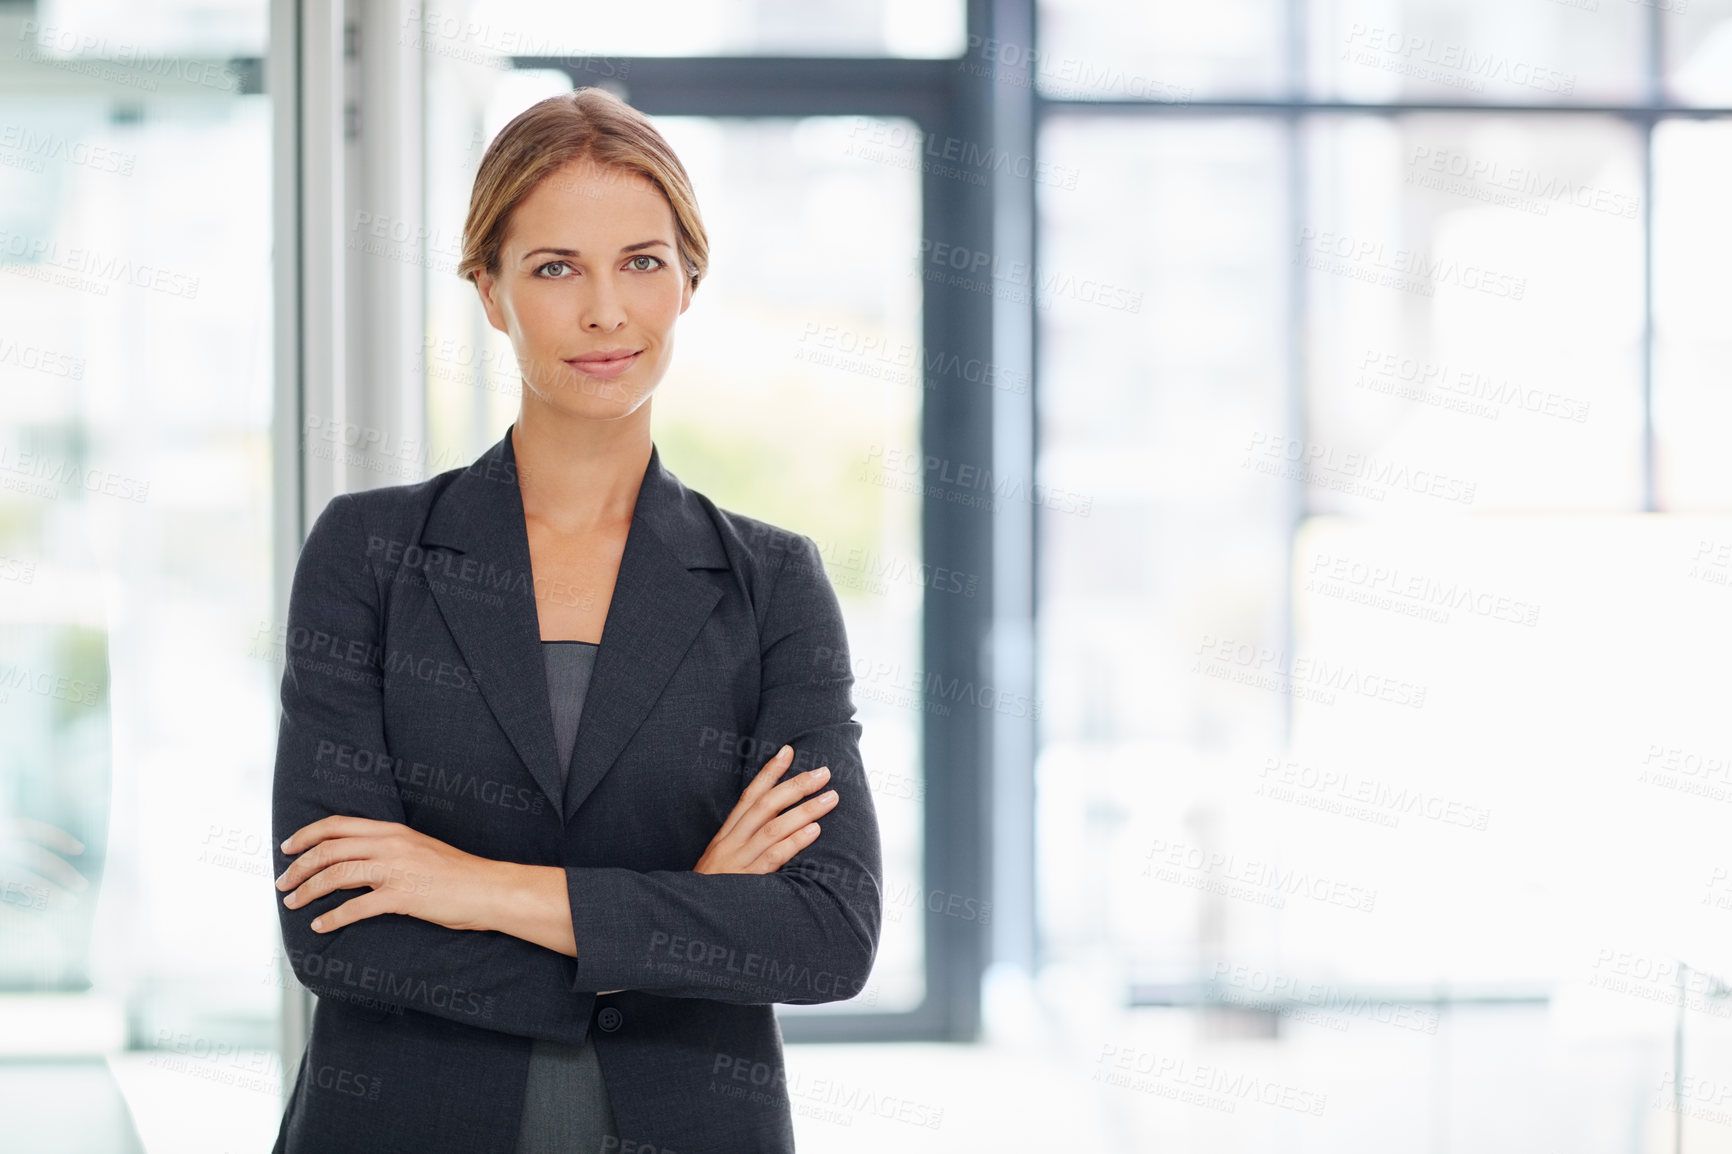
[620,270,677,309]
[512,293,567,349]
[636,289,685,343]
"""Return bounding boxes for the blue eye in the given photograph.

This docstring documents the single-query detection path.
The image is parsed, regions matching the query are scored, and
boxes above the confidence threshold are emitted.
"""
[535,256,663,277]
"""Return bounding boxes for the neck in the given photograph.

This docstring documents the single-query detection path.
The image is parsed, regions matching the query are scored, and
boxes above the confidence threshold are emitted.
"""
[510,401,652,535]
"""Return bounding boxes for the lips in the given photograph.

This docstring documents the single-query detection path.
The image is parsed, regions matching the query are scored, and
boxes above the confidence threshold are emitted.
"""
[564,349,641,379]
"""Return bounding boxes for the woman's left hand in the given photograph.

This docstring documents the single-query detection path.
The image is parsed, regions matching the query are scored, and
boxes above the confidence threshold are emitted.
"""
[276,816,502,934]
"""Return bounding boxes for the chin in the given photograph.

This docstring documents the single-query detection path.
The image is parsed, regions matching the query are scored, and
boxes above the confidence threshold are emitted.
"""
[556,379,652,419]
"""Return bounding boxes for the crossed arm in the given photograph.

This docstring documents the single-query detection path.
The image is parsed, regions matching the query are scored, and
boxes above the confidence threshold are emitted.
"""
[274,743,837,954]
[269,493,883,1044]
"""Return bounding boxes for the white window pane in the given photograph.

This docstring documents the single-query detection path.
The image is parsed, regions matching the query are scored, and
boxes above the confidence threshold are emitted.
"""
[1303,115,1644,513]
[1037,0,1286,100]
[1036,117,1292,970]
[1278,515,1732,986]
[1654,119,1732,508]
[1308,0,1646,104]
[1666,0,1732,105]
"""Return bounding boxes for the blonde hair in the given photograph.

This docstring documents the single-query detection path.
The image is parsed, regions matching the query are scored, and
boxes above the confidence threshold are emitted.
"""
[457,87,708,292]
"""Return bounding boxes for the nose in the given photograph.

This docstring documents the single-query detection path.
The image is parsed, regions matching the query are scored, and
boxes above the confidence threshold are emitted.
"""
[580,270,627,332]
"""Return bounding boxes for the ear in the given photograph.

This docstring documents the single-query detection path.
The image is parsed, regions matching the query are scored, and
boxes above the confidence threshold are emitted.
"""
[678,273,695,316]
[473,269,508,334]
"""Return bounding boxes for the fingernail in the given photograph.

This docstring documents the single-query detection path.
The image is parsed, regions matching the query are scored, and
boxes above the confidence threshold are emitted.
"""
[780,745,792,760]
[813,766,830,780]
[822,790,838,803]
[281,838,292,852]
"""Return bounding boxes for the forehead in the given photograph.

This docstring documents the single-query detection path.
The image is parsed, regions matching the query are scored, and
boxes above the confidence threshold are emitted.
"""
[507,159,671,238]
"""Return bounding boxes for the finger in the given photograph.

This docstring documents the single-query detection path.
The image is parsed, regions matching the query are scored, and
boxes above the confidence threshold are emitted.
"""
[699,759,827,874]
[285,857,403,909]
[750,789,838,852]
[309,887,399,933]
[276,835,390,892]
[741,744,795,801]
[732,743,796,812]
[281,815,395,856]
[743,765,831,829]
[714,768,829,864]
[714,745,794,842]
[747,823,822,874]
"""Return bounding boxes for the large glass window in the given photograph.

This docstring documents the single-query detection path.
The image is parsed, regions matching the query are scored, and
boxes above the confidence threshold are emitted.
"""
[1035,1,1732,1147]
[0,2,279,1151]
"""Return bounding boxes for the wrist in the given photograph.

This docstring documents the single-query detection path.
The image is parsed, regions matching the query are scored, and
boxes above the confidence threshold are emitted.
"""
[483,861,576,957]
[475,857,526,935]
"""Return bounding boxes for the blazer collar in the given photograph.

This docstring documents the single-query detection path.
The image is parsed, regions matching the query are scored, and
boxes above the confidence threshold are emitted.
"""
[418,424,725,822]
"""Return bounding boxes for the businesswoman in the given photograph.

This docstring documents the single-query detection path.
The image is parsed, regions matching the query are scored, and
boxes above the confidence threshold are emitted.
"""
[269,88,883,1154]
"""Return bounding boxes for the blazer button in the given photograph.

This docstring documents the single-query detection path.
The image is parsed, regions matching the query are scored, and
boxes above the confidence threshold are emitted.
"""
[597,1006,623,1032]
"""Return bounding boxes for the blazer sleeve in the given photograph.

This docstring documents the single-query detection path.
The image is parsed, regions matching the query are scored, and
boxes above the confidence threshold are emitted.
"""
[270,492,592,1045]
[563,532,885,1004]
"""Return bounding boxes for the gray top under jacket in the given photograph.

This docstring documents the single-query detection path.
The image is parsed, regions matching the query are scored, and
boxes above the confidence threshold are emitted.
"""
[514,639,618,1154]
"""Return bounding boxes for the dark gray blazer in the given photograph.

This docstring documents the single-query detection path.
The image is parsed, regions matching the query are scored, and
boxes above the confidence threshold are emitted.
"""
[270,425,883,1154]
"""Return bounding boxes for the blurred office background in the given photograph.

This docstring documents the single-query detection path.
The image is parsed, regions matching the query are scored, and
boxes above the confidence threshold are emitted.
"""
[3,0,1732,1149]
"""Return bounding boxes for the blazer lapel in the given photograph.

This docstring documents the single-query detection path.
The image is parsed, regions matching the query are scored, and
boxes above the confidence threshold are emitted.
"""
[418,424,724,824]
[559,495,722,820]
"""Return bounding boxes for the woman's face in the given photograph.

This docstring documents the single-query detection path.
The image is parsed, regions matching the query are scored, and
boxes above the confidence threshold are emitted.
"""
[473,157,694,420]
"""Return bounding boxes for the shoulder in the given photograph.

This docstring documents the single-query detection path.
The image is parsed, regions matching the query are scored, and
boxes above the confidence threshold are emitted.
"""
[336,467,462,525]
[294,469,468,596]
[680,495,850,650]
[685,489,822,586]
[654,468,842,629]
[307,467,464,547]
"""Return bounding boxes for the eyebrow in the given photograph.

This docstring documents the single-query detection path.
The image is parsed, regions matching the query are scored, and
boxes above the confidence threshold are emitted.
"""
[519,240,672,263]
